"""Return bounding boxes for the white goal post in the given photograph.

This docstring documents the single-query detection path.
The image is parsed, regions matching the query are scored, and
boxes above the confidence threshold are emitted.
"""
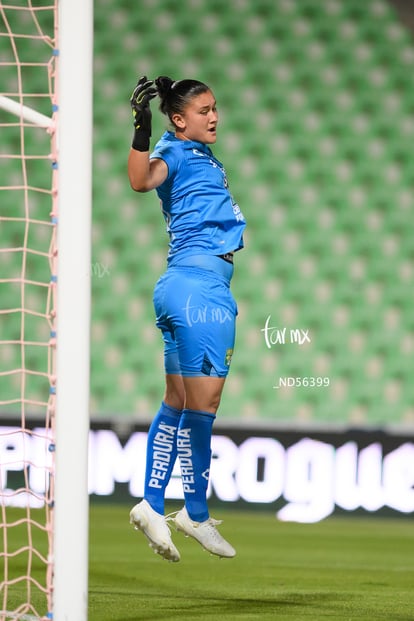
[53,0,93,620]
[0,0,93,619]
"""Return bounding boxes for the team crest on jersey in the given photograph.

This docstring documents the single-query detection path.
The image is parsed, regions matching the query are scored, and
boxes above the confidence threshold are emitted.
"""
[224,348,234,367]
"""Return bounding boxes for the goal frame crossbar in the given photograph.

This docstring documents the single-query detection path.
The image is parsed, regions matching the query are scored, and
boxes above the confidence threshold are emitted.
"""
[0,95,53,128]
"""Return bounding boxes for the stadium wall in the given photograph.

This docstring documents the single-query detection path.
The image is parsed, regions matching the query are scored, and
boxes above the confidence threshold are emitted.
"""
[2,419,413,523]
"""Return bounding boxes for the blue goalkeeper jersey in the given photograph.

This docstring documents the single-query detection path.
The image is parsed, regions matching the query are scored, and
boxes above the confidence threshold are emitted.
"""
[150,131,245,264]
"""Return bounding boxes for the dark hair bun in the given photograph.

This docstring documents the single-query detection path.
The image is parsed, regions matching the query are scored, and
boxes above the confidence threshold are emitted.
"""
[155,76,175,99]
[154,76,209,120]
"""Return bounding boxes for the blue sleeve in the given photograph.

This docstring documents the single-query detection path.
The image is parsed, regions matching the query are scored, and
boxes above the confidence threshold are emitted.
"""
[150,143,178,180]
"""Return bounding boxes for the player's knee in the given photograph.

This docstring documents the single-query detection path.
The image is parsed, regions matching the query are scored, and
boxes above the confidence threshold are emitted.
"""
[207,391,222,413]
[185,390,222,414]
[165,394,185,410]
[164,375,185,410]
[164,390,185,410]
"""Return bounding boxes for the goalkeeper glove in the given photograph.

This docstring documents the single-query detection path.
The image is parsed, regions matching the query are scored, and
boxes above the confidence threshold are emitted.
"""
[130,76,157,151]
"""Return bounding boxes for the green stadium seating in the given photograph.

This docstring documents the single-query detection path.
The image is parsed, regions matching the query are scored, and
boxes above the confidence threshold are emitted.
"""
[2,0,414,427]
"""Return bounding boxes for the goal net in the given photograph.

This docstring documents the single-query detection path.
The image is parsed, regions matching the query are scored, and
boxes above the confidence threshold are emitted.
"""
[1,2,58,619]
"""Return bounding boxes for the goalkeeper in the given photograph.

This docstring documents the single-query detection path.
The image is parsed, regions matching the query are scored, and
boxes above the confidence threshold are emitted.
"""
[128,75,246,562]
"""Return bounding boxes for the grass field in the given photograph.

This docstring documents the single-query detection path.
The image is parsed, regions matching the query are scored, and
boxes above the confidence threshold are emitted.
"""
[88,504,414,621]
[2,504,414,620]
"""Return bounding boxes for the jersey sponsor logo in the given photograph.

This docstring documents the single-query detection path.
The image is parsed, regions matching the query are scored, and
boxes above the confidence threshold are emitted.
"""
[192,148,245,222]
[231,200,244,222]
[192,148,208,158]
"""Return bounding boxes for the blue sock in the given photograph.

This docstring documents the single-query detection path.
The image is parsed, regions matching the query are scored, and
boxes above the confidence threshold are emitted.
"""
[177,408,215,522]
[144,401,182,515]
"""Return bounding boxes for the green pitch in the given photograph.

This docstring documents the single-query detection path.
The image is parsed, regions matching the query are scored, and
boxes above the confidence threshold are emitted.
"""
[88,504,414,621]
[2,505,414,620]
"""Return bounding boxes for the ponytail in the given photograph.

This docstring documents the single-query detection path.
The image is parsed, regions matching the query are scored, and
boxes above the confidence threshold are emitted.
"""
[155,75,210,124]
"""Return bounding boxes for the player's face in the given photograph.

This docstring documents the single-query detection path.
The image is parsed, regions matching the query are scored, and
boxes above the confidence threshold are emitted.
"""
[173,90,218,144]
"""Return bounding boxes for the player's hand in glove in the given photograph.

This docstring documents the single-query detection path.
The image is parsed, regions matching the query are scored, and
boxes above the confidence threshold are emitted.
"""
[130,76,157,151]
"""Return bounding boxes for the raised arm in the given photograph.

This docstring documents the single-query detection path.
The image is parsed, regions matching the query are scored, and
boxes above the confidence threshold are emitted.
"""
[128,150,168,192]
[128,76,168,192]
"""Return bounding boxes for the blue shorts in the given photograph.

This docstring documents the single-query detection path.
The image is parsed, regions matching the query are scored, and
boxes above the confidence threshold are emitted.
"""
[153,256,238,377]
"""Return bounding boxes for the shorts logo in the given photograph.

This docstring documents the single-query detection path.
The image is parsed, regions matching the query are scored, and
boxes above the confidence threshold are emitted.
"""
[224,348,233,367]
